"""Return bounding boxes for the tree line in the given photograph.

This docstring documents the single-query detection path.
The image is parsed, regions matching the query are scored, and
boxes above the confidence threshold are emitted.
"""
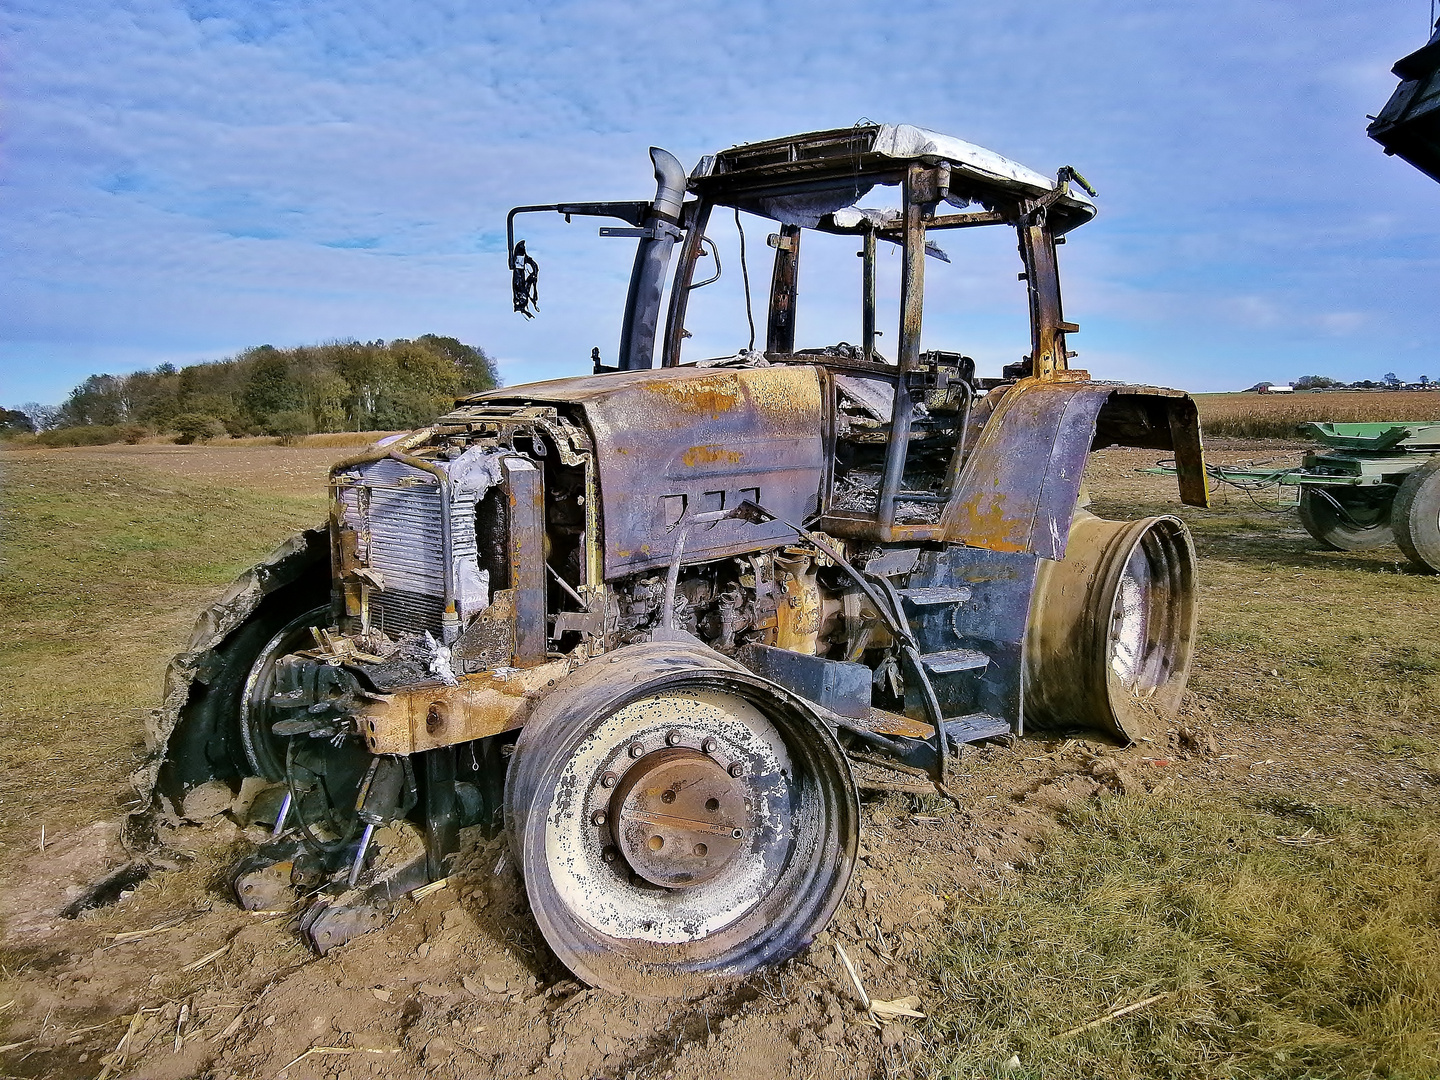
[5,335,500,442]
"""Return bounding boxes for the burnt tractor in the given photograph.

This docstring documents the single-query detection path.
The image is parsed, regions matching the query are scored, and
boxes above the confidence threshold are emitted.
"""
[148,125,1210,996]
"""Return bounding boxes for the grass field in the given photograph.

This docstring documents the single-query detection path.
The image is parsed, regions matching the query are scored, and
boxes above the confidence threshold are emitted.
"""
[0,442,1437,1080]
[0,453,325,844]
[1195,390,1440,440]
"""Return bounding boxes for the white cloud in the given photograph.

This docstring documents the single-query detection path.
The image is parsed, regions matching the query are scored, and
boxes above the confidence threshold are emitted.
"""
[3,0,1439,403]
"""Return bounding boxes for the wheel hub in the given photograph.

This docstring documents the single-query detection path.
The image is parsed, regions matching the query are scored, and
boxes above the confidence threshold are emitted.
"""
[606,748,750,889]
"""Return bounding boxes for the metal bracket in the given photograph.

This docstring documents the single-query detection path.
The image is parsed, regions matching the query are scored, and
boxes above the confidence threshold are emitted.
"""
[599,220,682,242]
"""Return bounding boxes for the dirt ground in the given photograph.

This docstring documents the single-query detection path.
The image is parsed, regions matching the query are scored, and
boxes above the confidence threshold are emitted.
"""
[1,440,1436,1079]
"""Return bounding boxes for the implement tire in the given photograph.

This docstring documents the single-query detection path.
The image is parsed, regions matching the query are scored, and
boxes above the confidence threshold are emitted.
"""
[1393,459,1440,573]
[1297,486,1394,551]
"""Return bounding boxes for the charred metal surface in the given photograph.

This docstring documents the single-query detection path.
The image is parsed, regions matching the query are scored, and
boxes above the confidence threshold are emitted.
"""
[1025,510,1198,742]
[902,545,1037,733]
[475,366,826,578]
[357,660,572,755]
[943,379,1208,560]
[765,224,801,354]
[504,457,547,666]
[739,643,871,719]
[661,200,716,368]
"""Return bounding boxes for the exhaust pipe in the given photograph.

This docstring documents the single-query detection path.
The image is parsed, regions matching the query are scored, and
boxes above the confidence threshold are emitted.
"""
[617,148,687,370]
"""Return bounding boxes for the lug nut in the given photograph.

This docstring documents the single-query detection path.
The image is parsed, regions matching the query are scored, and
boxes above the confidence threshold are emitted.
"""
[628,742,645,759]
[665,729,682,746]
[728,762,744,778]
[702,737,718,754]
[600,771,618,788]
[591,810,607,826]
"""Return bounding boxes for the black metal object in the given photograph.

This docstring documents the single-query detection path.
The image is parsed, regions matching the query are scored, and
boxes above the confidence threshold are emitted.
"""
[423,746,459,881]
[1368,19,1440,183]
[617,149,687,370]
[765,224,801,354]
[511,240,539,318]
[739,643,871,719]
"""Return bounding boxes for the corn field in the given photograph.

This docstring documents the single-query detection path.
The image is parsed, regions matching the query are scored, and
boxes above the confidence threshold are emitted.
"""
[1195,390,1440,440]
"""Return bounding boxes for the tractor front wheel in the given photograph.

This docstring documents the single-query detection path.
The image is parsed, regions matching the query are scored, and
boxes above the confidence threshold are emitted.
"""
[504,642,858,998]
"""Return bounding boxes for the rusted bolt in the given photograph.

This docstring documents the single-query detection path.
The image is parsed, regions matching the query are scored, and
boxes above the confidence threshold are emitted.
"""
[693,843,707,857]
[425,703,445,735]
[600,771,618,788]
[591,810,607,826]
[661,790,676,804]
[702,737,718,754]
[665,729,682,746]
[602,846,618,863]
[728,762,744,778]
[628,743,645,759]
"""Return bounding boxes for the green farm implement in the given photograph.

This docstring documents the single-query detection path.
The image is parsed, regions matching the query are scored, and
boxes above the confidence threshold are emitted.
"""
[1153,421,1440,572]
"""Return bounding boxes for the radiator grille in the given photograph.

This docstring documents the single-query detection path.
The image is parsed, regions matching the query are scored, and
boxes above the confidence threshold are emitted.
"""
[336,456,486,637]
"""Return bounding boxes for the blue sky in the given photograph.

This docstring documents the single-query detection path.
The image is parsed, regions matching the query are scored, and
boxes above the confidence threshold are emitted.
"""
[4,0,1439,406]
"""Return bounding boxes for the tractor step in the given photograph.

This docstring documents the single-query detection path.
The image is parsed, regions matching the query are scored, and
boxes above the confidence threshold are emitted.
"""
[919,647,991,674]
[942,714,1011,744]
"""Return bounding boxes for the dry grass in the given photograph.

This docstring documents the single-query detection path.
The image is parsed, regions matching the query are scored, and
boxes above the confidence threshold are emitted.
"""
[1196,391,1440,440]
[0,456,325,844]
[926,797,1440,1080]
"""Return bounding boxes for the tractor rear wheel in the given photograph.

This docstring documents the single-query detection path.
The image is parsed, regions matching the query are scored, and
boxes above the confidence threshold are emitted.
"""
[1297,486,1395,550]
[504,641,858,998]
[1393,459,1440,573]
[1025,511,1198,743]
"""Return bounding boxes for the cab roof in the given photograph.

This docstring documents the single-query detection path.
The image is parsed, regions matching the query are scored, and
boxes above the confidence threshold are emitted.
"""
[689,123,1097,233]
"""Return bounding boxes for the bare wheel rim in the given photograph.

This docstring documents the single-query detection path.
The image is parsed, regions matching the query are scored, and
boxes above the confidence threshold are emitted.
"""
[1026,513,1198,740]
[508,665,857,998]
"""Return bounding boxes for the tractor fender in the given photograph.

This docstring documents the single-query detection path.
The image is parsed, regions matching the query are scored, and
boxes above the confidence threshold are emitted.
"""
[943,378,1208,560]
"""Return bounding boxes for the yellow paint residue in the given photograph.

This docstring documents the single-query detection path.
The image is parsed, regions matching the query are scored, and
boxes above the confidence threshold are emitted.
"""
[681,444,744,467]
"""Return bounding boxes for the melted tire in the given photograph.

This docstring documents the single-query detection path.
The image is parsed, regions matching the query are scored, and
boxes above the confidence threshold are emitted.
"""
[1297,486,1395,551]
[1393,459,1440,573]
[158,580,330,804]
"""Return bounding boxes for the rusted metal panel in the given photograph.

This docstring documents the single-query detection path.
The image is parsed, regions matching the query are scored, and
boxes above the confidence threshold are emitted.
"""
[478,366,826,579]
[942,379,1207,559]
[358,660,573,756]
[504,457,547,665]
